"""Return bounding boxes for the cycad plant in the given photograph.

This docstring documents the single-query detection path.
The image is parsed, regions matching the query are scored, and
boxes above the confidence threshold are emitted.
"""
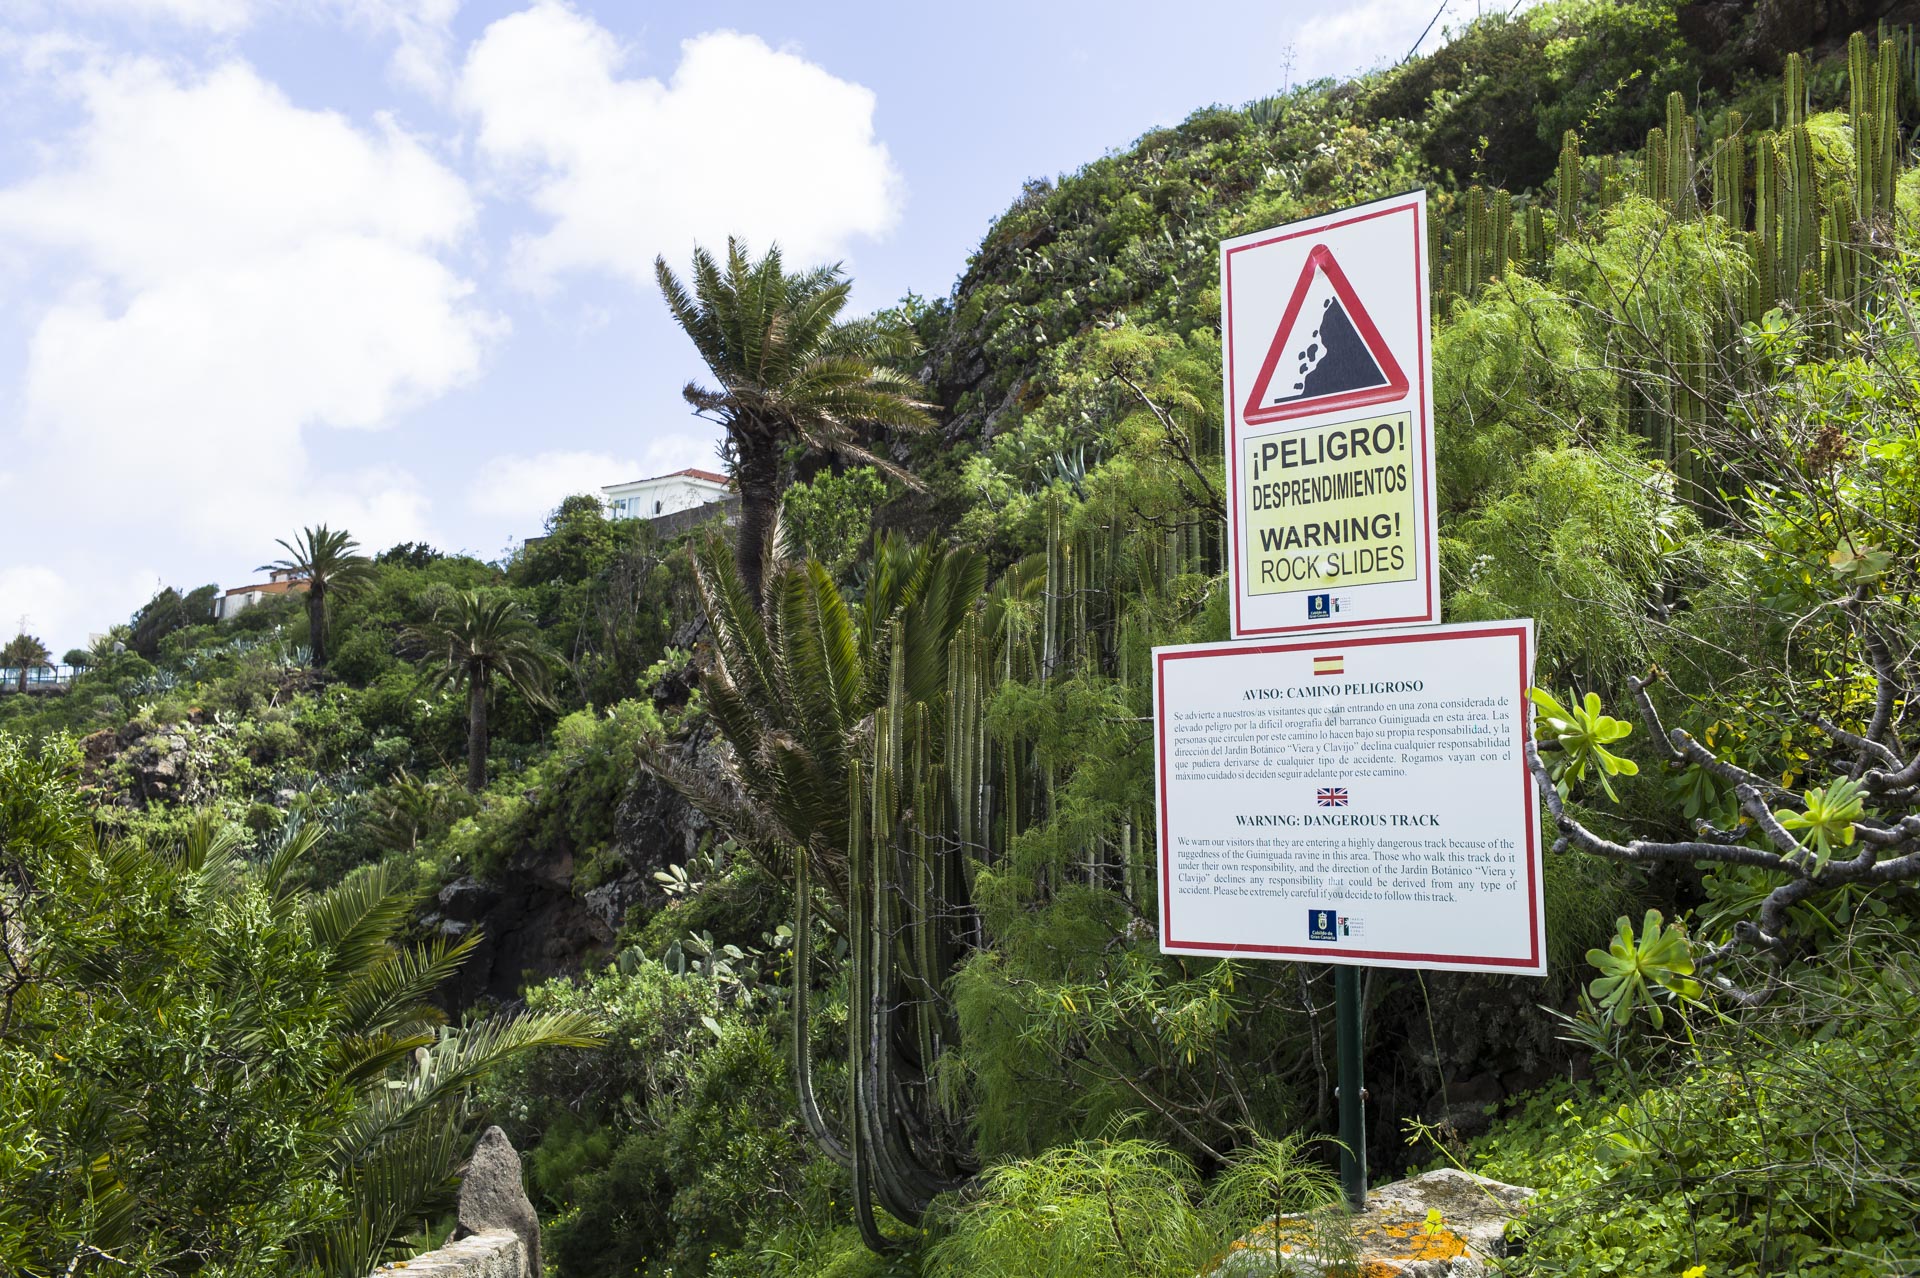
[405,591,556,792]
[366,772,475,854]
[655,239,936,610]
[1,632,50,693]
[260,525,375,668]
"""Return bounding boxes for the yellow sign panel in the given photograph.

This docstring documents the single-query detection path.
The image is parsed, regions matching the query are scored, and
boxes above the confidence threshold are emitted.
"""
[1242,412,1416,595]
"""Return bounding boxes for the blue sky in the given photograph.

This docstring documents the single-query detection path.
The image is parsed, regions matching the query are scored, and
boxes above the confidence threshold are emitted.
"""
[0,0,1482,651]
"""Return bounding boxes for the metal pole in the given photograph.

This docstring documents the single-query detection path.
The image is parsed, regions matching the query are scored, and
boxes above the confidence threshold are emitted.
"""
[1334,964,1367,1210]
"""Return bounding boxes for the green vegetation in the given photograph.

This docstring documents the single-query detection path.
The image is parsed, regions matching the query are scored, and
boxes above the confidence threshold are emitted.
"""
[6,5,1920,1276]
[404,591,556,792]
[656,239,936,609]
[0,736,598,1277]
[260,526,376,669]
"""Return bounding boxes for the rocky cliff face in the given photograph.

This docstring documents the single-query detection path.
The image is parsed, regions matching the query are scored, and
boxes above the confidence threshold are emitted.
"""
[70,704,721,1011]
[79,721,218,809]
[429,755,714,1008]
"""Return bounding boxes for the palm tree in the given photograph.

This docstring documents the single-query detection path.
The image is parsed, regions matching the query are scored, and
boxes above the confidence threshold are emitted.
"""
[0,730,601,1278]
[260,526,375,668]
[655,239,936,610]
[1,632,50,693]
[405,592,556,792]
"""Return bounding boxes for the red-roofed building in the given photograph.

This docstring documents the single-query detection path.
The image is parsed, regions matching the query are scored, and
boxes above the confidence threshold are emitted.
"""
[603,468,732,521]
[213,567,309,621]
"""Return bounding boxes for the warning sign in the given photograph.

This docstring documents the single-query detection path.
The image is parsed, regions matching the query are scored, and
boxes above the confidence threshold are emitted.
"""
[1244,413,1415,594]
[1152,620,1545,974]
[1222,191,1437,640]
[1243,245,1408,425]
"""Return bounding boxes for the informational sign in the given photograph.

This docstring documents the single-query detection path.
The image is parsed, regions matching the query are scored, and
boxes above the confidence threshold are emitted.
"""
[1152,621,1544,975]
[1222,190,1437,639]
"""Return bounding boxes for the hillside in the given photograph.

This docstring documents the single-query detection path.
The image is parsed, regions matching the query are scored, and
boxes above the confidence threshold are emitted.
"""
[5,2,1920,1275]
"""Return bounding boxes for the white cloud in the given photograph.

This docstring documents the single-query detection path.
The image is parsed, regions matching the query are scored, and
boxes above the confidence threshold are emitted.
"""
[1294,0,1479,80]
[333,0,463,97]
[63,0,256,30]
[470,433,721,523]
[457,4,903,289]
[310,469,439,553]
[634,431,721,477]
[41,0,462,94]
[0,60,473,284]
[0,563,160,653]
[0,565,80,647]
[0,56,496,551]
[469,449,635,520]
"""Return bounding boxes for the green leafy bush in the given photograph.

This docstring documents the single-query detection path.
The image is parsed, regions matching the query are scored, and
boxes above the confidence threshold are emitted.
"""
[483,958,815,1278]
[0,735,596,1277]
[1469,923,1920,1275]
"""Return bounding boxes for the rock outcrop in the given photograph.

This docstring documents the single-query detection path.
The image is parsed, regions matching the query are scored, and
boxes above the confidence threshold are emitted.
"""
[453,1126,542,1276]
[429,755,713,1008]
[373,1127,541,1278]
[1207,1168,1534,1278]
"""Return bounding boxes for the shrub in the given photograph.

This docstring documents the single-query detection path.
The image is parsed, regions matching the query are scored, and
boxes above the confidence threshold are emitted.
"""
[1465,921,1920,1275]
[483,958,814,1278]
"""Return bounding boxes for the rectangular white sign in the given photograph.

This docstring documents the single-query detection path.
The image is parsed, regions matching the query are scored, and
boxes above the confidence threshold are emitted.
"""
[1153,621,1544,975]
[1221,190,1438,639]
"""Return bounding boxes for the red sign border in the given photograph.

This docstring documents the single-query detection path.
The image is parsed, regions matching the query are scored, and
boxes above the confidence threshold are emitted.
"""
[1153,623,1542,973]
[1224,193,1437,638]
[1241,243,1410,426]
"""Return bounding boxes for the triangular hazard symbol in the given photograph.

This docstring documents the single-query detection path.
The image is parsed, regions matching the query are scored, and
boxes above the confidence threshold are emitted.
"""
[1242,244,1409,426]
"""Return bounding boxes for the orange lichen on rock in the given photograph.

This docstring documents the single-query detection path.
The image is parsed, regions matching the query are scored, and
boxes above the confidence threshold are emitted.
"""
[1203,1168,1532,1277]
[1376,1218,1468,1260]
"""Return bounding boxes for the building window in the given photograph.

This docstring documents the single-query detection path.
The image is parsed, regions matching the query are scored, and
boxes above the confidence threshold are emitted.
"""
[654,500,662,514]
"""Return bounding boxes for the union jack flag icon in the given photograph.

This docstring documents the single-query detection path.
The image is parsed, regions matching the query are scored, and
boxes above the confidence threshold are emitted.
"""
[1316,787,1349,807]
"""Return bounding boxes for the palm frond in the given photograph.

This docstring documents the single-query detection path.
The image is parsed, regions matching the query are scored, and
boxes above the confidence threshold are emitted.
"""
[299,1102,472,1278]
[330,1012,602,1167]
[335,933,479,1039]
[305,863,423,979]
[176,810,246,897]
[262,814,325,901]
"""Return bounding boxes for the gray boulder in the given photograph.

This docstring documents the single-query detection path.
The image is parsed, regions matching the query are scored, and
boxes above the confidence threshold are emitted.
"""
[452,1126,541,1278]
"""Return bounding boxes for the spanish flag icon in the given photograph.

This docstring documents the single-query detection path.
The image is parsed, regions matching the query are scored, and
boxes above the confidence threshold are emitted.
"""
[1312,654,1344,677]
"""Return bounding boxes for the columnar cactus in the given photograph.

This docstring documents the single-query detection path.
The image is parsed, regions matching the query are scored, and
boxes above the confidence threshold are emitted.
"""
[1557,129,1581,231]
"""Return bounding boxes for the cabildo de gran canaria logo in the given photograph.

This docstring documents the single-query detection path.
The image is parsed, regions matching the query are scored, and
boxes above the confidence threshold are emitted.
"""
[1308,909,1339,942]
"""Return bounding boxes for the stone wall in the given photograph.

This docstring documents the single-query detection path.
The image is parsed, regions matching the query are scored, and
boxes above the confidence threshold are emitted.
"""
[372,1231,526,1278]
[647,495,739,539]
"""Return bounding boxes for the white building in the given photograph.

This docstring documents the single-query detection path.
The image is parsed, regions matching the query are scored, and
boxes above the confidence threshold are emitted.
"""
[603,468,732,520]
[214,567,306,621]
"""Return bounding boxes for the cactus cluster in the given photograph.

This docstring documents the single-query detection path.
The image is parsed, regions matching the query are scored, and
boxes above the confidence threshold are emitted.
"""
[1437,185,1515,302]
[1430,31,1916,491]
[774,507,1165,1246]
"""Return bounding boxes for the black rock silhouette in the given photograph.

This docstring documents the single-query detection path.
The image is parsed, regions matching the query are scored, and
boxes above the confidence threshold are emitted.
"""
[1274,294,1386,405]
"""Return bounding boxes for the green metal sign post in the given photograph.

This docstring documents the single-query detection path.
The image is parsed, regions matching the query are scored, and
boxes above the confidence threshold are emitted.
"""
[1334,965,1366,1210]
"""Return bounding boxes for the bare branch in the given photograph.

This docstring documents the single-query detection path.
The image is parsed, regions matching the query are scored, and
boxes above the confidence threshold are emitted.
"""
[1527,739,1799,873]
